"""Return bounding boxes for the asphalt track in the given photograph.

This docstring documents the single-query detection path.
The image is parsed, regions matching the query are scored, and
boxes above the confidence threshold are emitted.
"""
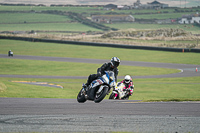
[0,98,200,132]
[0,54,200,132]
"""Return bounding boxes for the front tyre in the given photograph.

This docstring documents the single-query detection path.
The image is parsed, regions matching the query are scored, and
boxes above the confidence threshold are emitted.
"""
[122,95,130,100]
[94,87,108,103]
[77,88,86,103]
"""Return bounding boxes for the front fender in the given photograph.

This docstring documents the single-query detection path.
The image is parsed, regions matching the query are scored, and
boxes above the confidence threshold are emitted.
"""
[112,90,118,94]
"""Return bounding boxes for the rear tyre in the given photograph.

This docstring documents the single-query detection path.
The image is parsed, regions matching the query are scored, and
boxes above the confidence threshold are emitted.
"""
[77,88,86,103]
[94,87,108,103]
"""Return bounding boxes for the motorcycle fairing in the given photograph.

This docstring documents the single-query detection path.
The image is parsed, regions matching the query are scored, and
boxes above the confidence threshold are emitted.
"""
[91,78,104,88]
[91,71,111,88]
[113,82,128,99]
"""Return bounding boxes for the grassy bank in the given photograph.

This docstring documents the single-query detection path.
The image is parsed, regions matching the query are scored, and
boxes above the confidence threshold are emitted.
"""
[105,23,200,34]
[0,58,180,76]
[1,39,200,65]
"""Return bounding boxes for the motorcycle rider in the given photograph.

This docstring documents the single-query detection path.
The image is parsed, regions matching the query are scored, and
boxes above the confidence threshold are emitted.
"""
[114,75,134,99]
[8,50,13,57]
[83,57,120,91]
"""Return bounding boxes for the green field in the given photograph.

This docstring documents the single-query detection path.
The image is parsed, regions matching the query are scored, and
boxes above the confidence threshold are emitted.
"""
[133,12,196,19]
[0,39,200,101]
[0,6,99,13]
[0,5,199,34]
[0,23,101,31]
[0,12,101,31]
[0,58,180,76]
[1,39,200,64]
[0,13,72,23]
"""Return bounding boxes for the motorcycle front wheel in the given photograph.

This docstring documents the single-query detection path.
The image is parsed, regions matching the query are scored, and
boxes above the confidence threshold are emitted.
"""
[122,95,129,100]
[77,88,86,103]
[94,86,108,103]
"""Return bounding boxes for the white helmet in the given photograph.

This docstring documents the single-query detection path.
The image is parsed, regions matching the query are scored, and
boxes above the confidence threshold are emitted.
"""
[124,75,131,84]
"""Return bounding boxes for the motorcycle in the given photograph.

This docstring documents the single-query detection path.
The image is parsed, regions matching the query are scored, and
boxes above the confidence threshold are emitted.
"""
[109,82,131,100]
[77,71,116,103]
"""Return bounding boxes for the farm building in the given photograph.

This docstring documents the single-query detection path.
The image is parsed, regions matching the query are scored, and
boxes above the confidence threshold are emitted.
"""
[133,0,168,9]
[147,0,169,9]
[133,0,142,8]
[179,13,200,24]
[91,15,135,23]
[103,4,117,10]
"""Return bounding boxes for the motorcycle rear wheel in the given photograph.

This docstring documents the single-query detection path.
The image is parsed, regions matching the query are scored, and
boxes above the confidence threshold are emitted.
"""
[94,87,108,103]
[77,88,86,103]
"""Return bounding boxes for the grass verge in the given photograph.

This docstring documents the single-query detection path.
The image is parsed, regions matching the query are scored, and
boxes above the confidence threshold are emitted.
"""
[1,39,200,65]
[0,77,200,101]
[0,58,180,76]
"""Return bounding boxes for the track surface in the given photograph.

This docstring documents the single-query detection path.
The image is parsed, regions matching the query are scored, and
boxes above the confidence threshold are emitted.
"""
[0,98,200,132]
[0,54,200,132]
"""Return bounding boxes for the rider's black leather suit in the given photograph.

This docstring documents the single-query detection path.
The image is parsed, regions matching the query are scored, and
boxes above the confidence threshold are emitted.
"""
[85,62,119,86]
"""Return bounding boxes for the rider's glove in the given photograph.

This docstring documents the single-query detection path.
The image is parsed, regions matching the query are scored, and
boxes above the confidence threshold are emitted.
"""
[131,85,134,90]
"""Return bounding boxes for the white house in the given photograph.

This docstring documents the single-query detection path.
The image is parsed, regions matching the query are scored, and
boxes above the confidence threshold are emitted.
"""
[179,13,200,24]
[179,17,200,24]
[92,15,135,23]
[190,17,200,23]
[179,18,190,24]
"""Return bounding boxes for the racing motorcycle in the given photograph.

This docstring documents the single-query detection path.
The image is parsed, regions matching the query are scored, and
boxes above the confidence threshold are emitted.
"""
[109,82,131,100]
[77,71,116,103]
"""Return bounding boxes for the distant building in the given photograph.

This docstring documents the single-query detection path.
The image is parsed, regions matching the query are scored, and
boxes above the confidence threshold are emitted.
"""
[92,15,135,23]
[147,0,169,9]
[133,0,168,9]
[179,13,200,24]
[133,0,142,9]
[103,4,117,10]
[117,5,131,10]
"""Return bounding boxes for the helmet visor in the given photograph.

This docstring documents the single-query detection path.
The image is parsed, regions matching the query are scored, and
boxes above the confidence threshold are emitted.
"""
[113,62,120,68]
[125,79,130,84]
